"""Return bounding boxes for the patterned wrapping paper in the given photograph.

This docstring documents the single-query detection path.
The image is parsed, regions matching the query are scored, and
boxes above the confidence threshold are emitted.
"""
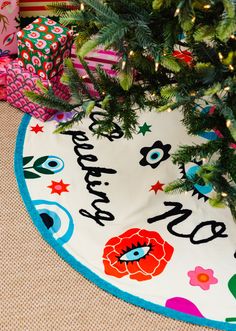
[0,55,13,100]
[0,0,19,56]
[17,16,74,80]
[71,44,120,98]
[19,0,69,19]
[6,60,71,121]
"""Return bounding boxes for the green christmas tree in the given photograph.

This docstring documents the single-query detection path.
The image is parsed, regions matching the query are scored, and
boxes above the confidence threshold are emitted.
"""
[26,0,236,219]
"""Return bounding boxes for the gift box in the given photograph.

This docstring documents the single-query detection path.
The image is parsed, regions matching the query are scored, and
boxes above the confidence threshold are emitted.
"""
[71,45,120,98]
[0,0,19,56]
[6,60,70,121]
[0,55,13,100]
[17,16,74,80]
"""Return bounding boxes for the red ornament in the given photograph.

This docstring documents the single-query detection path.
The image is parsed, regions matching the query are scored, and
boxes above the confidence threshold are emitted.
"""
[173,50,193,65]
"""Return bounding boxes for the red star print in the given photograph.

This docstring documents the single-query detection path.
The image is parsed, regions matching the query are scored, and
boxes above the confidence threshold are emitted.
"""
[149,181,165,194]
[30,124,44,133]
[47,180,70,195]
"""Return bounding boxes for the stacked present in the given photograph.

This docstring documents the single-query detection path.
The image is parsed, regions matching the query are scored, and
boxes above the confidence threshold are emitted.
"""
[0,56,13,100]
[71,44,120,98]
[6,16,73,121]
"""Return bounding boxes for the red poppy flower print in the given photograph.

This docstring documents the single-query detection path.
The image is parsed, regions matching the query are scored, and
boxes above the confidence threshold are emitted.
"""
[103,228,174,281]
[28,31,40,39]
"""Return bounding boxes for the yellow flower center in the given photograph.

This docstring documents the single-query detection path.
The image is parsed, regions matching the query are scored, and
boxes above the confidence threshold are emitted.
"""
[197,273,209,282]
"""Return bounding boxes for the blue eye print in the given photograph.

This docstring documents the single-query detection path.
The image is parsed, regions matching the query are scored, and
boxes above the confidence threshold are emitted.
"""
[180,160,213,201]
[33,200,74,245]
[40,156,64,173]
[119,246,151,262]
[23,155,64,179]
[140,140,171,168]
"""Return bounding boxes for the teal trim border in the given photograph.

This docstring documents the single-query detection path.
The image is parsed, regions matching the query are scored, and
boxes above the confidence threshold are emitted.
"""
[14,114,236,331]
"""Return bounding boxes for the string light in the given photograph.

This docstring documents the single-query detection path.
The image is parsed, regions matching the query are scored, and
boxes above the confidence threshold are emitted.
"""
[155,61,159,71]
[102,91,106,95]
[230,34,236,39]
[129,50,134,56]
[191,16,196,23]
[224,86,230,91]
[167,108,172,113]
[82,75,87,79]
[121,60,126,70]
[174,7,180,16]
[226,119,232,128]
[190,91,196,96]
[229,64,234,71]
[203,4,211,9]
[218,52,223,61]
[221,192,228,197]
[80,3,85,10]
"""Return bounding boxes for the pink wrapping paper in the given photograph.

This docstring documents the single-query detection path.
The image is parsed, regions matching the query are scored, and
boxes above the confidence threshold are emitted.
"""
[71,45,120,98]
[6,60,71,121]
[0,55,13,100]
[0,0,19,56]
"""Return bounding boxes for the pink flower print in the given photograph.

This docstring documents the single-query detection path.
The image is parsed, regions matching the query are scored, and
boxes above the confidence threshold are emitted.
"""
[22,50,30,61]
[17,31,23,38]
[49,69,57,79]
[51,42,59,52]
[24,23,34,31]
[67,30,74,37]
[38,70,46,79]
[33,18,41,24]
[58,35,67,45]
[25,40,34,50]
[35,39,47,49]
[44,33,54,41]
[17,59,24,67]
[63,49,70,59]
[37,25,48,32]
[44,62,53,71]
[32,56,41,67]
[55,55,62,65]
[187,266,218,290]
[52,27,64,34]
[28,31,40,39]
[58,63,64,72]
[46,19,57,26]
[26,64,35,73]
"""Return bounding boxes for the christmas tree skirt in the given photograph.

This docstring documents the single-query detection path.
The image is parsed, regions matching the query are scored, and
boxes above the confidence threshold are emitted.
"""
[15,108,236,331]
